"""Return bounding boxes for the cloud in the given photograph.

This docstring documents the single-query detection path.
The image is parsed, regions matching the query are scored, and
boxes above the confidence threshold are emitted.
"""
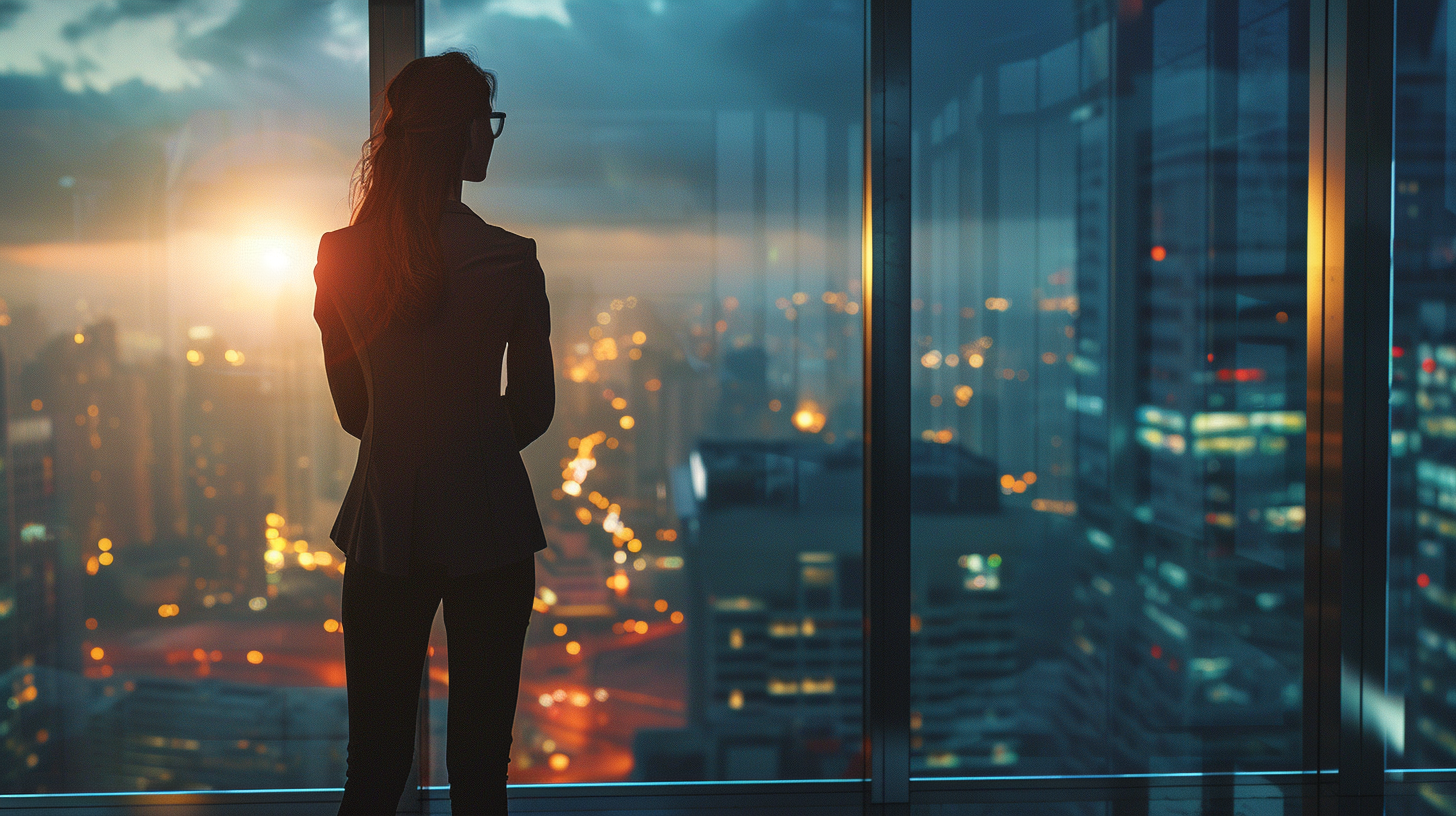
[715,0,861,110]
[0,2,368,245]
[61,0,195,41]
[428,0,863,113]
[0,0,240,92]
[0,0,366,124]
[321,0,367,65]
[0,1,24,32]
[485,0,571,28]
[175,1,363,75]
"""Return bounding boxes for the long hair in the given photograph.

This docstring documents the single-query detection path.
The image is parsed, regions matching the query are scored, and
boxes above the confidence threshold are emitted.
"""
[350,51,496,327]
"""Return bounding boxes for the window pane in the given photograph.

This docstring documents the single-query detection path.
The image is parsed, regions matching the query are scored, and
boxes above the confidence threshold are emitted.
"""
[910,0,1308,777]
[424,2,864,784]
[0,1,367,793]
[1391,0,1456,782]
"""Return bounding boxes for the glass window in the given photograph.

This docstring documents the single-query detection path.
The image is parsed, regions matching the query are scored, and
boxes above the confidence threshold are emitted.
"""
[423,0,864,784]
[1391,0,1456,786]
[910,0,1309,777]
[0,1,368,793]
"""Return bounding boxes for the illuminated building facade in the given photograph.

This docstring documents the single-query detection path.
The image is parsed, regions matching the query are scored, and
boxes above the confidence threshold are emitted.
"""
[16,321,182,638]
[639,439,1013,780]
[661,440,866,781]
[908,0,1307,776]
[0,355,59,792]
[6,412,60,791]
[180,327,270,604]
[910,514,1041,775]
[1095,0,1308,773]
[1393,1,1456,793]
[1399,337,1456,783]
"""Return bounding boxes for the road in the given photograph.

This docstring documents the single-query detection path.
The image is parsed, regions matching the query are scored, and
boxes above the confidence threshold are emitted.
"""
[87,613,689,783]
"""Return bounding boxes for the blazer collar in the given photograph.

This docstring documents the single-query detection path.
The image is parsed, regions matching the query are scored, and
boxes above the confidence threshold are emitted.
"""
[442,200,475,216]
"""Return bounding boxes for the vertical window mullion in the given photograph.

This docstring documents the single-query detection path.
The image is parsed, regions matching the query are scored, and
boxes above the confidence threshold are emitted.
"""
[1310,0,1394,806]
[1341,0,1394,803]
[1305,0,1342,792]
[864,0,913,807]
[369,0,424,129]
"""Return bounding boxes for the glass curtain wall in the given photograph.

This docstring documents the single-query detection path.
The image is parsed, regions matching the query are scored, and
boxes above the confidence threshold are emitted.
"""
[909,0,1310,778]
[423,0,865,785]
[1392,1,1456,813]
[0,1,369,793]
[13,0,1439,808]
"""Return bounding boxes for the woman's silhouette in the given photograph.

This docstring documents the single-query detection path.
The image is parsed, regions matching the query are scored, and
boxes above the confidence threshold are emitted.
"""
[313,51,554,815]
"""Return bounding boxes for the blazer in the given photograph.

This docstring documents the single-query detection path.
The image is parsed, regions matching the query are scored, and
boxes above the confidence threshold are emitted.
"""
[313,200,555,577]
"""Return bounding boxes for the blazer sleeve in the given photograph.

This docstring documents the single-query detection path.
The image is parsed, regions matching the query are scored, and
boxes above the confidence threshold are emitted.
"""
[505,241,555,450]
[313,234,368,439]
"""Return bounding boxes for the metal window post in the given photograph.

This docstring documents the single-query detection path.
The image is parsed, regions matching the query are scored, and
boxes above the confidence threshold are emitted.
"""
[1307,0,1392,811]
[370,0,424,132]
[864,0,913,810]
[1339,0,1393,807]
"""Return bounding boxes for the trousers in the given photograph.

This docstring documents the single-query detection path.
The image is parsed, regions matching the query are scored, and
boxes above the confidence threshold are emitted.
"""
[336,554,536,815]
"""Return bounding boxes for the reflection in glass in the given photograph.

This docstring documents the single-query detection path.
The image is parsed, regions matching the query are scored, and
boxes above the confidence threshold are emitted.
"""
[425,1,864,783]
[910,0,1308,777]
[1391,0,1456,801]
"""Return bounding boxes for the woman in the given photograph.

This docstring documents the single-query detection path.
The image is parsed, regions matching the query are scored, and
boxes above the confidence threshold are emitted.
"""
[313,51,554,815]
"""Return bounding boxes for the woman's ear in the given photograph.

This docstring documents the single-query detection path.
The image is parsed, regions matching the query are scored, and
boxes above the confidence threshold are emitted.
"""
[461,116,494,183]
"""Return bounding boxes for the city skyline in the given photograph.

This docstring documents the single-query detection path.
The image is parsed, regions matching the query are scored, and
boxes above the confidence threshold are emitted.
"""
[0,0,1439,810]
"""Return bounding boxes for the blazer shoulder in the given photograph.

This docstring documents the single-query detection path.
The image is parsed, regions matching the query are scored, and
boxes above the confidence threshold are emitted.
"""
[472,221,536,257]
[487,225,538,270]
[491,225,536,256]
[440,210,538,273]
[319,224,365,253]
[315,225,367,284]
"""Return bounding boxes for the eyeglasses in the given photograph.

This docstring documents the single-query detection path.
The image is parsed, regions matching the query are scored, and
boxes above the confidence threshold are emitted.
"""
[486,112,506,138]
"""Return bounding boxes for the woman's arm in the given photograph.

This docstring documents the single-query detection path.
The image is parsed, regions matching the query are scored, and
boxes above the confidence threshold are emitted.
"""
[313,235,368,439]
[505,242,555,450]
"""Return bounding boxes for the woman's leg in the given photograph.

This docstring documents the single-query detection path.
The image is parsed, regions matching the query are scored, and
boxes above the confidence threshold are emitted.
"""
[337,561,443,815]
[441,556,536,815]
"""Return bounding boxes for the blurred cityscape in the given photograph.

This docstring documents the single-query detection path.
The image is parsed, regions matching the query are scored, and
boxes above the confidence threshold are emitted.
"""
[0,0,1450,810]
[1393,4,1456,815]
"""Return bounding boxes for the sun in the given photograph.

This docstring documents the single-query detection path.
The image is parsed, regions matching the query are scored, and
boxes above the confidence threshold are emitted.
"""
[237,234,311,289]
[261,246,294,274]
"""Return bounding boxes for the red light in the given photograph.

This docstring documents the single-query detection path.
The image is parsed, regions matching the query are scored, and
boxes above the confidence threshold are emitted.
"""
[1207,353,1214,362]
[1418,573,1431,588]
[1150,246,1167,262]
[1392,346,1405,358]
[1216,368,1267,382]
[1423,358,1438,374]
[1150,644,1162,659]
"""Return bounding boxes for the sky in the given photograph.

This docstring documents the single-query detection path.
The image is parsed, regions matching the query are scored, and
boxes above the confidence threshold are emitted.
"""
[0,0,866,350]
[0,0,1076,353]
[0,0,867,242]
[0,1,366,109]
